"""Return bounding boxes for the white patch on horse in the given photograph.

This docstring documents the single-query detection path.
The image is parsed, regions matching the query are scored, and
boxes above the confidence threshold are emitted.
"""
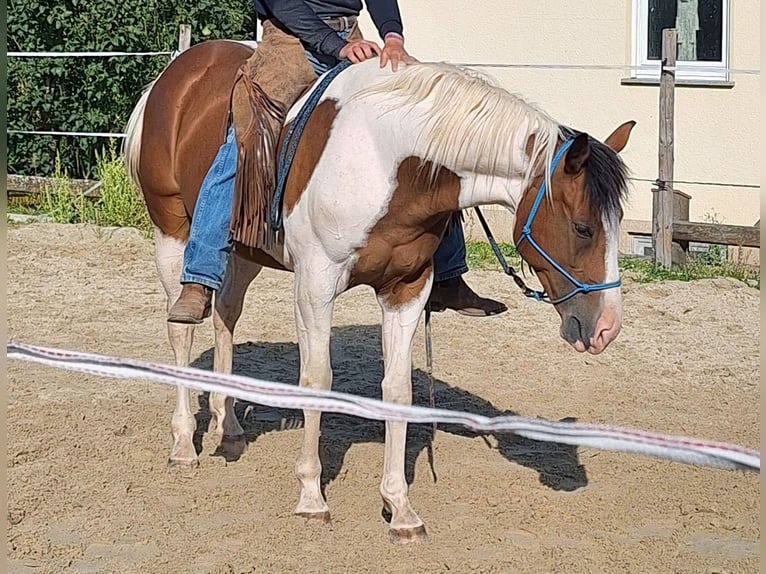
[601,212,622,317]
[283,70,402,280]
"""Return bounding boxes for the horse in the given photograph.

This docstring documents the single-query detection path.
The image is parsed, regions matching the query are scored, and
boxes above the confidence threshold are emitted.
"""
[123,39,635,543]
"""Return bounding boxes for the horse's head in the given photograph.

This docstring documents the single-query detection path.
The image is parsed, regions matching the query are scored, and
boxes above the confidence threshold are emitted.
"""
[514,121,635,355]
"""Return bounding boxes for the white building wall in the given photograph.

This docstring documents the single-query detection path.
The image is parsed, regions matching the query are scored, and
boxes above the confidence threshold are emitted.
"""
[357,1,760,248]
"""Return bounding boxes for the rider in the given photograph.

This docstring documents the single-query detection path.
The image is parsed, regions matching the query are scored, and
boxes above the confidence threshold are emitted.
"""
[167,0,508,324]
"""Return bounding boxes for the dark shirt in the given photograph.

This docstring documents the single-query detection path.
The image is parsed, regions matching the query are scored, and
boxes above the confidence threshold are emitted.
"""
[255,0,404,58]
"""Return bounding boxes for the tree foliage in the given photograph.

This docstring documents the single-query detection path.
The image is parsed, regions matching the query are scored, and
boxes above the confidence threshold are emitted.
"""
[7,0,254,177]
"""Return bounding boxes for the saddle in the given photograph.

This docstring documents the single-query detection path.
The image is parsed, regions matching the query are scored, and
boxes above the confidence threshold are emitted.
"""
[229,19,362,250]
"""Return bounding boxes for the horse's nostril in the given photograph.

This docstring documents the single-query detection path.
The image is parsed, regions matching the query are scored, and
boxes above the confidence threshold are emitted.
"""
[564,315,587,347]
[569,315,584,340]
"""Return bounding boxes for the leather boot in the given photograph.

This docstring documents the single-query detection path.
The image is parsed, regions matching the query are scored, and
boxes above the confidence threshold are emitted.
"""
[167,283,213,324]
[428,276,508,317]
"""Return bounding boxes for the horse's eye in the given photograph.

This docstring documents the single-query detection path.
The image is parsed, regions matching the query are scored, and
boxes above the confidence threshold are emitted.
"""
[574,223,593,239]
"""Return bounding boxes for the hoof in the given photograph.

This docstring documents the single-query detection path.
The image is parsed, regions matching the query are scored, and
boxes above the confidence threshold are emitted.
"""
[389,525,428,544]
[167,457,199,471]
[295,511,332,525]
[213,434,247,462]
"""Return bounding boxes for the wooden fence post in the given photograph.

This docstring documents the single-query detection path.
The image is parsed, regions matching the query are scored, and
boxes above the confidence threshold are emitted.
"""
[653,28,676,268]
[177,24,192,53]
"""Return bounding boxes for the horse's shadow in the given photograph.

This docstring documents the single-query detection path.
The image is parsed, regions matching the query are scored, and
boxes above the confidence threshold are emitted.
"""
[190,324,587,493]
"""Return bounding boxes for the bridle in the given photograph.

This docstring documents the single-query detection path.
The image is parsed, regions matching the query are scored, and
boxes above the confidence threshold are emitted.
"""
[475,138,622,305]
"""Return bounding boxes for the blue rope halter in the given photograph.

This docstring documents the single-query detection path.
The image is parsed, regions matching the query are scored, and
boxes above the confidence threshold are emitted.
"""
[477,138,621,305]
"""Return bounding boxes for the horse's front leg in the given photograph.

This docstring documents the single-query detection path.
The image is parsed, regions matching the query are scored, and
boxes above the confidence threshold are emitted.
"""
[210,254,263,460]
[376,269,433,544]
[292,259,337,523]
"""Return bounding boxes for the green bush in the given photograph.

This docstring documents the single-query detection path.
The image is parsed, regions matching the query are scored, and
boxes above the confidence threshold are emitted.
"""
[32,141,153,236]
[7,0,254,178]
[92,143,152,233]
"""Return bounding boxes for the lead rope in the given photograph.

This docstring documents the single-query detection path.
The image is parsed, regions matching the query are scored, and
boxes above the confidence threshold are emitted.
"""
[422,208,512,484]
[424,303,438,483]
[473,206,548,301]
[423,206,526,482]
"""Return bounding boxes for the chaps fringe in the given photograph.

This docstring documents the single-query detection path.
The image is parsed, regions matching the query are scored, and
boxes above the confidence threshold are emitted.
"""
[229,72,286,250]
[228,18,349,251]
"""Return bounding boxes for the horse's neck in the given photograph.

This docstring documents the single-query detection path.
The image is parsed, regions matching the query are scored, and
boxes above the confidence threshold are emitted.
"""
[393,106,533,213]
[354,73,538,209]
[455,171,526,214]
[320,61,540,212]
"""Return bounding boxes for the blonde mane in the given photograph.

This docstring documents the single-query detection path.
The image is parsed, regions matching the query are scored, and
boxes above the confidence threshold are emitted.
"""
[354,62,563,193]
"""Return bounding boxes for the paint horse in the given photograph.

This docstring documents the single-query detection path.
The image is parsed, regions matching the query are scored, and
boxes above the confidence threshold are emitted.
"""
[123,40,634,543]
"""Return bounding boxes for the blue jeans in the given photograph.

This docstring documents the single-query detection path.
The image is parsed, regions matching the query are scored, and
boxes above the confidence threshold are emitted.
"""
[181,31,468,290]
[181,124,238,290]
[433,216,468,282]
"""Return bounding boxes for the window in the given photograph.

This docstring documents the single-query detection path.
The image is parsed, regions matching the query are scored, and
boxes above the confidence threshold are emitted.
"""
[632,0,729,82]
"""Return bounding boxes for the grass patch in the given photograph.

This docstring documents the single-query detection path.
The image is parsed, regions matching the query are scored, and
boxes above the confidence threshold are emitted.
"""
[6,195,47,215]
[465,240,759,289]
[36,160,96,224]
[8,142,152,237]
[465,241,520,270]
[619,254,759,289]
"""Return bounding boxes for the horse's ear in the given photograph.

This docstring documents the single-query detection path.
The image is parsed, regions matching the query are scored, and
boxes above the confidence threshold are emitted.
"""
[604,120,636,153]
[564,132,590,174]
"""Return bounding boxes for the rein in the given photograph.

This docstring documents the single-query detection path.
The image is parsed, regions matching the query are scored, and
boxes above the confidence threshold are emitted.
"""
[476,138,621,305]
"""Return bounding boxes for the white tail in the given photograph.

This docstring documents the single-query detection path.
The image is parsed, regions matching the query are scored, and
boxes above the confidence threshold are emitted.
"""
[122,80,157,193]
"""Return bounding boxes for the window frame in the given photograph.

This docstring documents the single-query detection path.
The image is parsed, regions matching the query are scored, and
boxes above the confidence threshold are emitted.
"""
[631,0,730,82]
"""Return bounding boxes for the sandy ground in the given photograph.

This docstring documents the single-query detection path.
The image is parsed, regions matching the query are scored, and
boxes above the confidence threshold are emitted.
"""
[6,223,760,574]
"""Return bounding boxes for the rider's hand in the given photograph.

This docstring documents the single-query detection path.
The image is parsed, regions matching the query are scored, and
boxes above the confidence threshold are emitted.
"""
[379,34,418,72]
[338,39,382,64]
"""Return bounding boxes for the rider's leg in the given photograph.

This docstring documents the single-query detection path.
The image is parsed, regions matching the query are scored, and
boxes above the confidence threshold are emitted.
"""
[430,214,508,317]
[169,23,347,325]
[168,125,237,324]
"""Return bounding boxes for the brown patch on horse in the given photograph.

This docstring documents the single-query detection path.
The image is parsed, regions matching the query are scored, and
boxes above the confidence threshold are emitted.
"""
[229,19,318,250]
[279,99,341,218]
[140,40,253,241]
[349,157,462,307]
[231,98,339,271]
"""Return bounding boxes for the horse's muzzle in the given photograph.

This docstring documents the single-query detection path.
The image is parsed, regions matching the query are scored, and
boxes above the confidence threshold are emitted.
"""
[560,293,622,354]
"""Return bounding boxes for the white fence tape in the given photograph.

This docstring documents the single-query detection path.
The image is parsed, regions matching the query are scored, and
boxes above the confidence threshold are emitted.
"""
[7,130,127,138]
[7,51,173,58]
[450,62,761,75]
[6,341,759,473]
[7,51,760,76]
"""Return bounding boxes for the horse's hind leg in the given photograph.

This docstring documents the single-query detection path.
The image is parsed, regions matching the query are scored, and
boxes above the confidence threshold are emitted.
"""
[153,226,200,470]
[210,253,262,460]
